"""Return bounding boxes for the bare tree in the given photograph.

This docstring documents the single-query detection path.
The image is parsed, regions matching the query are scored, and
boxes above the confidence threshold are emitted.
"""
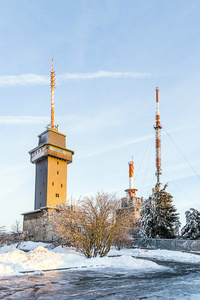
[11,220,26,247]
[11,220,22,233]
[0,225,14,247]
[0,226,6,247]
[0,226,5,232]
[49,191,133,258]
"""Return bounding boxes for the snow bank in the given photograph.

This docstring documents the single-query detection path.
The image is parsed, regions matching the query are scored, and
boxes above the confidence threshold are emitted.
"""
[52,247,165,272]
[0,244,15,254]
[0,263,15,276]
[22,246,64,271]
[0,246,64,276]
[0,241,49,254]
[0,242,200,277]
[127,248,200,263]
[19,241,49,251]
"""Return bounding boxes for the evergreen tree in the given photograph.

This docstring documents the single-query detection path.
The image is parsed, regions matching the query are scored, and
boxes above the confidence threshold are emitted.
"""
[140,198,156,238]
[174,220,181,237]
[181,208,200,239]
[140,184,179,238]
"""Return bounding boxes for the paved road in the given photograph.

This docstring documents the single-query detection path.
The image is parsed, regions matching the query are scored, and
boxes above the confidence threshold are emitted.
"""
[0,258,200,299]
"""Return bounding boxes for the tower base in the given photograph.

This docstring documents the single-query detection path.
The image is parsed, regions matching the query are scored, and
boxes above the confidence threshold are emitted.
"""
[22,207,56,242]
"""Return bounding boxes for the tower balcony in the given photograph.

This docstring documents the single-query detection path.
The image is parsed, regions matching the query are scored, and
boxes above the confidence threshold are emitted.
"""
[30,144,73,164]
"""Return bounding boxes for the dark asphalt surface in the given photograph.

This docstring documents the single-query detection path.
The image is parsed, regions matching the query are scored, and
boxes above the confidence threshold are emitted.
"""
[0,258,200,299]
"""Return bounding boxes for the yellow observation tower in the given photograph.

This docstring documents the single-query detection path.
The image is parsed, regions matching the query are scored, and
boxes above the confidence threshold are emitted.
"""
[22,59,74,241]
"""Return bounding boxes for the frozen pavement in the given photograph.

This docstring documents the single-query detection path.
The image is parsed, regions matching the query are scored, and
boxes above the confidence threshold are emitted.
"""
[1,242,200,299]
[1,261,200,299]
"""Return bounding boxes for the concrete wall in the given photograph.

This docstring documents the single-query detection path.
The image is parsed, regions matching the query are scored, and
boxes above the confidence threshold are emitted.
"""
[35,159,48,210]
[23,210,56,242]
[121,196,143,219]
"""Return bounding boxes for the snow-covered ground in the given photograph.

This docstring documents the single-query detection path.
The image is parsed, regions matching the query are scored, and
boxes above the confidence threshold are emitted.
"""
[0,242,200,277]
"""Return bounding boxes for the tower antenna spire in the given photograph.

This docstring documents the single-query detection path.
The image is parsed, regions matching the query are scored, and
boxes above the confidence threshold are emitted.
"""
[154,87,162,189]
[50,57,56,129]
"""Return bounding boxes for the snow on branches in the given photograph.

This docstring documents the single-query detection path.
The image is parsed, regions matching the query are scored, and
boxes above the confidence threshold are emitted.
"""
[181,208,200,239]
[140,184,179,239]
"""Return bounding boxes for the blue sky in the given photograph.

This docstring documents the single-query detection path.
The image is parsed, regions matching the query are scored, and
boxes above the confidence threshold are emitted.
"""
[0,0,200,229]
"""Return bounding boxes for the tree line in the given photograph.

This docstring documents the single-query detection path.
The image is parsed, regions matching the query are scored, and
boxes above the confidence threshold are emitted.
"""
[1,187,200,258]
[47,186,200,257]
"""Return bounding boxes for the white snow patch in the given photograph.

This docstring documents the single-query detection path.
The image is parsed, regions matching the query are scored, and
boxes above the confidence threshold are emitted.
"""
[18,241,48,251]
[0,246,64,276]
[0,263,15,276]
[0,242,200,277]
[128,248,200,263]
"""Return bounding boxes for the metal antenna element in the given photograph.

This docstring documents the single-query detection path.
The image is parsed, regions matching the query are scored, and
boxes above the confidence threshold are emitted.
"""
[154,88,162,189]
[50,57,55,129]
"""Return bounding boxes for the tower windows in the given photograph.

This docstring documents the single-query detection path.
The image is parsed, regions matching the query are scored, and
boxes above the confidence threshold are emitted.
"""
[61,184,63,188]
[57,171,59,175]
[55,193,59,198]
[52,182,54,186]
[57,161,59,165]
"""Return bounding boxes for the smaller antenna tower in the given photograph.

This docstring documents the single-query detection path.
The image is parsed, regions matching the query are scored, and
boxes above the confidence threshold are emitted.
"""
[125,160,138,197]
[154,88,162,189]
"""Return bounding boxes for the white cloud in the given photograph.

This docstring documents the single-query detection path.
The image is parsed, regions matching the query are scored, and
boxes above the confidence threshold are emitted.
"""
[0,71,151,86]
[0,74,49,86]
[58,70,151,82]
[0,116,48,124]
[163,159,200,182]
[74,121,200,160]
[78,134,153,158]
[65,105,133,135]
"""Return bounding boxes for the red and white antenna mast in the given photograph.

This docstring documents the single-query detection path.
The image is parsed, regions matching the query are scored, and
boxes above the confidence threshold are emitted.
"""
[125,160,138,197]
[154,88,162,189]
[50,58,57,130]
